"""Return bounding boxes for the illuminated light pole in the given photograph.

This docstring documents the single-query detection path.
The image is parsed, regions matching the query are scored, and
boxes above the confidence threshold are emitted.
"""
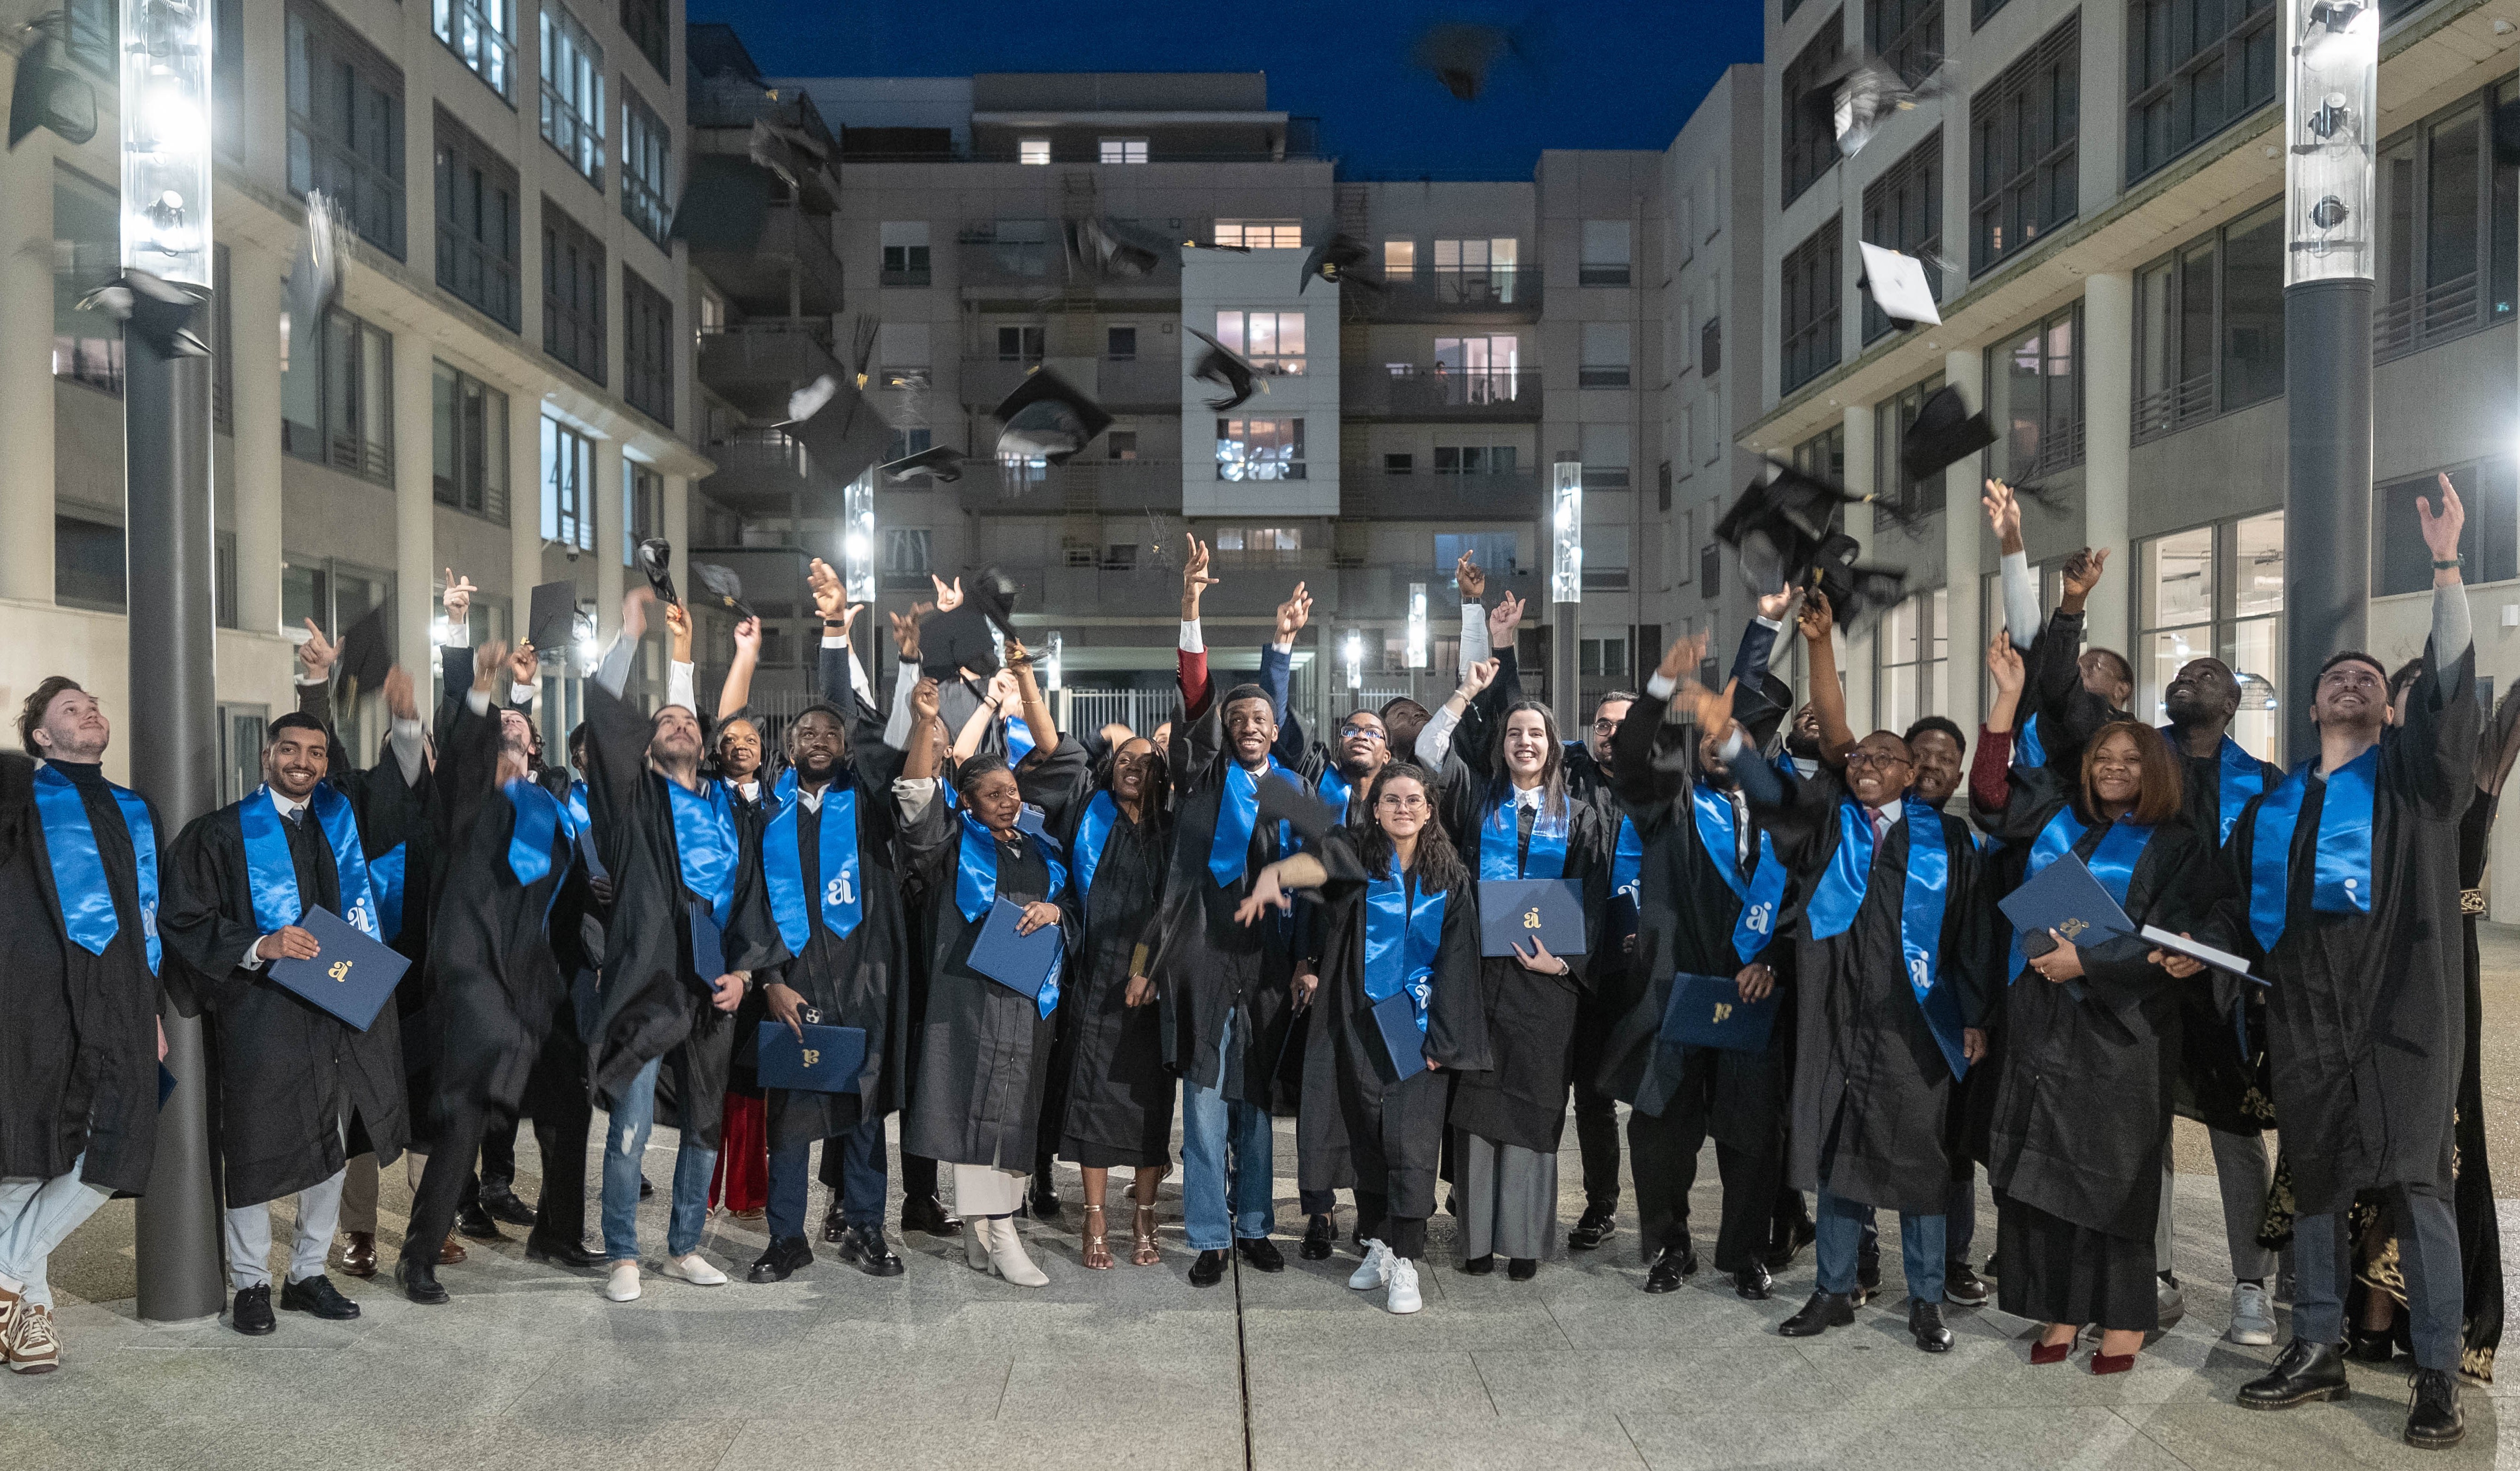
[2282,0,2378,762]
[123,0,226,1322]
[1549,461,1583,734]
[1342,628,1363,692]
[1405,580,1428,702]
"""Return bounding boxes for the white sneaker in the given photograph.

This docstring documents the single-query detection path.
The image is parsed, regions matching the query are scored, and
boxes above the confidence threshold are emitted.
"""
[661,1252,728,1286]
[1385,1258,1422,1315]
[2226,1280,2276,1346]
[604,1262,642,1302]
[1348,1239,1393,1291]
[2156,1276,2186,1329]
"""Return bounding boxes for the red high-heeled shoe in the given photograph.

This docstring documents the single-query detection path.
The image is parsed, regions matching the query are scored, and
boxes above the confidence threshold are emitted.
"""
[2090,1352,2136,1375]
[2030,1339,2074,1366]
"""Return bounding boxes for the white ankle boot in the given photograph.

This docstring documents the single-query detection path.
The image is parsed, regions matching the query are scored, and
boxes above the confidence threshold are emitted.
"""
[982,1216,1049,1288]
[1349,1239,1393,1291]
[1385,1257,1423,1314]
[966,1219,995,1271]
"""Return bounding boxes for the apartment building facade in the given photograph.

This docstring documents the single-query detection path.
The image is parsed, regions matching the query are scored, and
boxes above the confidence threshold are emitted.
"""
[2,0,704,787]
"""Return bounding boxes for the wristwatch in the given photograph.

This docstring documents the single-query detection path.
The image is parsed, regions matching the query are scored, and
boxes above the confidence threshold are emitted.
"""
[2435,556,2465,569]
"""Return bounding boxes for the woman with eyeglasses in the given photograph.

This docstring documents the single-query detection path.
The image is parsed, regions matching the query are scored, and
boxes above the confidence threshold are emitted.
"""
[1236,763,1490,1314]
[1972,638,2225,1375]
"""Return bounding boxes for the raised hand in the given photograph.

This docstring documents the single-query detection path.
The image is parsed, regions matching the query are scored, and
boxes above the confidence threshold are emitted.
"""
[807,557,847,621]
[1487,590,1524,647]
[1655,630,1708,683]
[1275,581,1313,642]
[664,601,693,663]
[1455,549,1486,601]
[1981,478,2022,552]
[1986,630,2024,694]
[889,607,924,662]
[297,618,338,680]
[2061,546,2109,599]
[930,573,965,612]
[1233,867,1291,926]
[733,616,763,658]
[620,586,652,643]
[473,638,510,690]
[382,665,418,721]
[2421,472,2467,572]
[1685,677,1737,736]
[985,666,1021,710]
[1755,581,1796,623]
[909,675,941,724]
[1180,534,1220,618]
[441,568,477,625]
[1458,657,1500,700]
[1798,591,1835,644]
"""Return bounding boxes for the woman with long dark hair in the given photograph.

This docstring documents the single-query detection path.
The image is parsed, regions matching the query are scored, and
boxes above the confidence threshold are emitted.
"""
[1237,762,1489,1314]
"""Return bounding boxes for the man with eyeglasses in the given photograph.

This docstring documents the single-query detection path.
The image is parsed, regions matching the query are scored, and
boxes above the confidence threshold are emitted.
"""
[2216,479,2475,1449]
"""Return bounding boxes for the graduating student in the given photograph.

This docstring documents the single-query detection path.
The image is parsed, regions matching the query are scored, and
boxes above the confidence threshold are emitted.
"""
[1147,537,1305,1287]
[870,604,959,1239]
[743,566,912,1285]
[1237,762,1489,1314]
[2216,481,2477,1448]
[163,678,421,1336]
[1602,630,1795,1302]
[0,679,167,1373]
[394,639,594,1302]
[579,589,775,1304]
[1729,594,1993,1353]
[705,617,776,1229]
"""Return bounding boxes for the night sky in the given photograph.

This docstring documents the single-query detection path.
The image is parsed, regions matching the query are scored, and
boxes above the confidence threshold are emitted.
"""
[684,0,1766,180]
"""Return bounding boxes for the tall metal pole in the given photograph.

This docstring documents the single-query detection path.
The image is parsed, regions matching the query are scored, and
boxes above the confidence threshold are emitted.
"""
[2280,0,2379,764]
[123,0,227,1321]
[1550,461,1584,733]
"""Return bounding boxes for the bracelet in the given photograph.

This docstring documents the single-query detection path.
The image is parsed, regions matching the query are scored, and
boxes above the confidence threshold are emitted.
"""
[2435,556,2465,569]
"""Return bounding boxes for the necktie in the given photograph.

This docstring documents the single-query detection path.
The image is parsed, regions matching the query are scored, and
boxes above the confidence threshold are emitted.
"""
[1868,806,1888,850]
[1516,800,1537,872]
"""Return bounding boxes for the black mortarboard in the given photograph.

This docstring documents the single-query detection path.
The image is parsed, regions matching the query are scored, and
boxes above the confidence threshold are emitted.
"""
[1805,533,1909,632]
[1899,385,1998,484]
[1299,234,1373,293]
[1715,465,1863,597]
[1736,671,1797,749]
[689,562,755,621]
[1067,217,1162,280]
[335,602,391,699]
[880,443,968,483]
[528,581,577,660]
[919,567,1020,678]
[8,14,97,150]
[636,538,680,608]
[1409,20,1522,101]
[1185,326,1264,412]
[77,269,209,359]
[990,368,1111,465]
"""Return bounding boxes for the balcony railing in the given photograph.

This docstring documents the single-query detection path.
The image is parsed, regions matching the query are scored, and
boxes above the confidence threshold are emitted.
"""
[949,457,1183,514]
[1342,366,1540,420]
[1366,265,1544,318]
[688,201,844,317]
[696,323,846,419]
[1336,467,1542,520]
[703,430,830,510]
[2374,271,2483,361]
[959,354,1186,411]
[2132,372,2216,442]
[955,237,1184,295]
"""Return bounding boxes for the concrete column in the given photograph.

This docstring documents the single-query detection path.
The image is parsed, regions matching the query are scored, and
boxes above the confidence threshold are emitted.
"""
[2081,273,2135,657]
[0,137,57,604]
[512,404,545,634]
[228,242,286,634]
[1841,404,1876,727]
[391,328,436,676]
[1943,348,1984,735]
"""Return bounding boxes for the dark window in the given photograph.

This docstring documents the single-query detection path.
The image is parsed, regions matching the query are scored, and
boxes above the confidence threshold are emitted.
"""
[2134,198,2284,439]
[622,0,668,82]
[1869,0,1944,88]
[1875,374,1948,515]
[2377,86,2519,361]
[1657,460,1673,512]
[1974,0,2012,25]
[1107,326,1138,360]
[541,417,594,552]
[1385,452,1414,473]
[622,267,674,426]
[543,201,606,383]
[622,87,673,250]
[217,531,239,629]
[1986,302,2082,481]
[434,108,521,330]
[1861,130,1943,342]
[1107,431,1139,459]
[881,242,931,283]
[1783,15,1845,207]
[432,362,510,521]
[540,3,605,188]
[998,325,1044,361]
[2125,0,2278,184]
[61,0,113,76]
[1700,316,1722,376]
[283,305,394,483]
[884,428,934,477]
[2374,459,2518,596]
[1780,217,1842,394]
[55,517,125,612]
[1700,541,1722,598]
[1970,16,2078,274]
[287,0,406,259]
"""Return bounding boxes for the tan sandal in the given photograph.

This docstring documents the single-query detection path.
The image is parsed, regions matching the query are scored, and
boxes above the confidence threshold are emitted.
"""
[1132,1204,1161,1267]
[1082,1204,1114,1271]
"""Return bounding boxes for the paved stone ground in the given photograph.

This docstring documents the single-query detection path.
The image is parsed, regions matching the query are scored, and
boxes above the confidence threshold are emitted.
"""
[15,927,2520,1470]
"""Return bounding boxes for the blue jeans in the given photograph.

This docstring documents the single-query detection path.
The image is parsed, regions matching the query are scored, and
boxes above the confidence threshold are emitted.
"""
[1179,1013,1276,1251]
[1817,1188,1945,1303]
[600,1055,718,1261]
[767,1116,888,1241]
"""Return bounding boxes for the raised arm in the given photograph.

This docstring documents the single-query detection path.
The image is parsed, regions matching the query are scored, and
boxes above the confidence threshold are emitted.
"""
[954,669,1013,762]
[2394,474,2480,821]
[1262,581,1310,766]
[1728,585,1796,738]
[1614,631,1708,820]
[1798,594,1856,762]
[1178,533,1220,720]
[1984,480,2040,652]
[1454,550,1492,672]
[717,615,762,724]
[1006,635,1058,761]
[663,601,696,712]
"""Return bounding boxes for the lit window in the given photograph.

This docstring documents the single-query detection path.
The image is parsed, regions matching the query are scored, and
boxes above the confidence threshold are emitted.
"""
[1213,527,1305,564]
[540,416,595,552]
[1215,418,1306,480]
[1019,137,1050,165]
[1099,137,1147,164]
[539,2,605,188]
[1383,239,1417,275]
[1214,219,1304,249]
[1214,310,1307,374]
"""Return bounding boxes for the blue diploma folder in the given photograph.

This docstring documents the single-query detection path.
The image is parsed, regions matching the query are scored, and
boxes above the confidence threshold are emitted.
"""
[688,901,727,982]
[1477,878,1588,958]
[266,906,410,1032]
[756,1020,868,1094]
[1656,970,1779,1053]
[1368,991,1429,1083]
[968,897,1062,1002]
[1997,851,2135,950]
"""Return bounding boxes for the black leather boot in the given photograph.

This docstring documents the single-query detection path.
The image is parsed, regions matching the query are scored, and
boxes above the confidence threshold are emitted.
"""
[2237,1339,2351,1410]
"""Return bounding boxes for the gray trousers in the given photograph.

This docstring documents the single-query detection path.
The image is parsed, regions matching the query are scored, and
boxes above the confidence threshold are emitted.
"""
[2295,1187,2464,1371]
[0,1158,116,1308]
[1456,1133,1558,1262]
[2155,1127,2277,1282]
[223,1169,347,1291]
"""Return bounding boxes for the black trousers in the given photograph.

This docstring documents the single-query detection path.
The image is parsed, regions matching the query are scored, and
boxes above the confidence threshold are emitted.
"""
[1571,990,1622,1208]
[1355,1190,1428,1261]
[479,1113,519,1190]
[1628,1098,1783,1274]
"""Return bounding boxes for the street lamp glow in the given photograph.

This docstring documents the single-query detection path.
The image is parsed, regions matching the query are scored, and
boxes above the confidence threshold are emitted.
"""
[120,0,216,286]
[2285,0,2377,284]
[1044,631,1063,690]
[1342,629,1363,691]
[841,468,876,605]
[1405,583,1428,669]
[1550,461,1584,605]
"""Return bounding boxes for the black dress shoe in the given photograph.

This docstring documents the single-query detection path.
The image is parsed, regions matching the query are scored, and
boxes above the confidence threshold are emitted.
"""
[479,1185,538,1228]
[1235,1236,1285,1273]
[2238,1339,2352,1410]
[900,1193,961,1237]
[2348,1326,2399,1364]
[1507,1257,1538,1282]
[1909,1299,1953,1352]
[746,1235,814,1283]
[456,1202,504,1241]
[2405,1367,2466,1448]
[1643,1245,1698,1294]
[1765,1214,1815,1272]
[1189,1248,1229,1287]
[1026,1187,1060,1223]
[1461,1253,1496,1276]
[1733,1261,1773,1301]
[394,1258,450,1305]
[1568,1203,1617,1251]
[821,1195,847,1245]
[638,1175,654,1201]
[523,1232,602,1270]
[1778,1290,1856,1337]
[279,1274,361,1321]
[1300,1214,1335,1261]
[839,1224,905,1277]
[1944,1260,1988,1306]
[229,1284,276,1336]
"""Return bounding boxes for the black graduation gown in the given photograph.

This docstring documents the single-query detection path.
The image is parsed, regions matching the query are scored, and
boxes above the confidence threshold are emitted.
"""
[2453,787,2505,1379]
[2156,729,2279,1138]
[0,757,165,1194]
[163,790,411,1207]
[1049,803,1175,1168]
[579,681,779,1147]
[2212,640,2475,1219]
[899,743,1092,1170]
[1752,769,1994,1216]
[1292,829,1490,1216]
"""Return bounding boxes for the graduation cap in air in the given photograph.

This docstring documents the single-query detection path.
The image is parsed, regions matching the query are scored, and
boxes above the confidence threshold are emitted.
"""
[1066,217,1162,281]
[76,269,210,359]
[990,368,1112,466]
[1299,233,1373,293]
[1408,19,1534,102]
[1185,326,1266,412]
[787,373,840,425]
[1857,241,1941,330]
[879,443,968,484]
[1806,535,1910,634]
[1802,51,1955,163]
[1735,671,1799,751]
[1898,384,1998,484]
[527,581,578,663]
[8,12,97,150]
[1716,464,1865,598]
[918,569,1020,679]
[689,562,755,621]
[334,603,393,701]
[283,191,347,374]
[636,537,680,608]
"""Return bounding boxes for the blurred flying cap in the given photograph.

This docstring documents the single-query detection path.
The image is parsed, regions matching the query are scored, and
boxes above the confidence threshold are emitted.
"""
[786,373,840,425]
[335,602,392,700]
[528,581,577,663]
[283,191,346,374]
[9,12,95,149]
[879,443,968,484]
[990,367,1112,465]
[77,268,210,358]
[1067,217,1162,280]
[1806,535,1909,633]
[636,538,680,608]
[1735,671,1798,750]
[689,562,755,621]
[1409,20,1528,101]
[1185,326,1264,412]
[1714,464,1861,598]
[1898,384,1998,484]
[918,567,1020,678]
[1299,233,1373,293]
[1857,241,1941,330]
